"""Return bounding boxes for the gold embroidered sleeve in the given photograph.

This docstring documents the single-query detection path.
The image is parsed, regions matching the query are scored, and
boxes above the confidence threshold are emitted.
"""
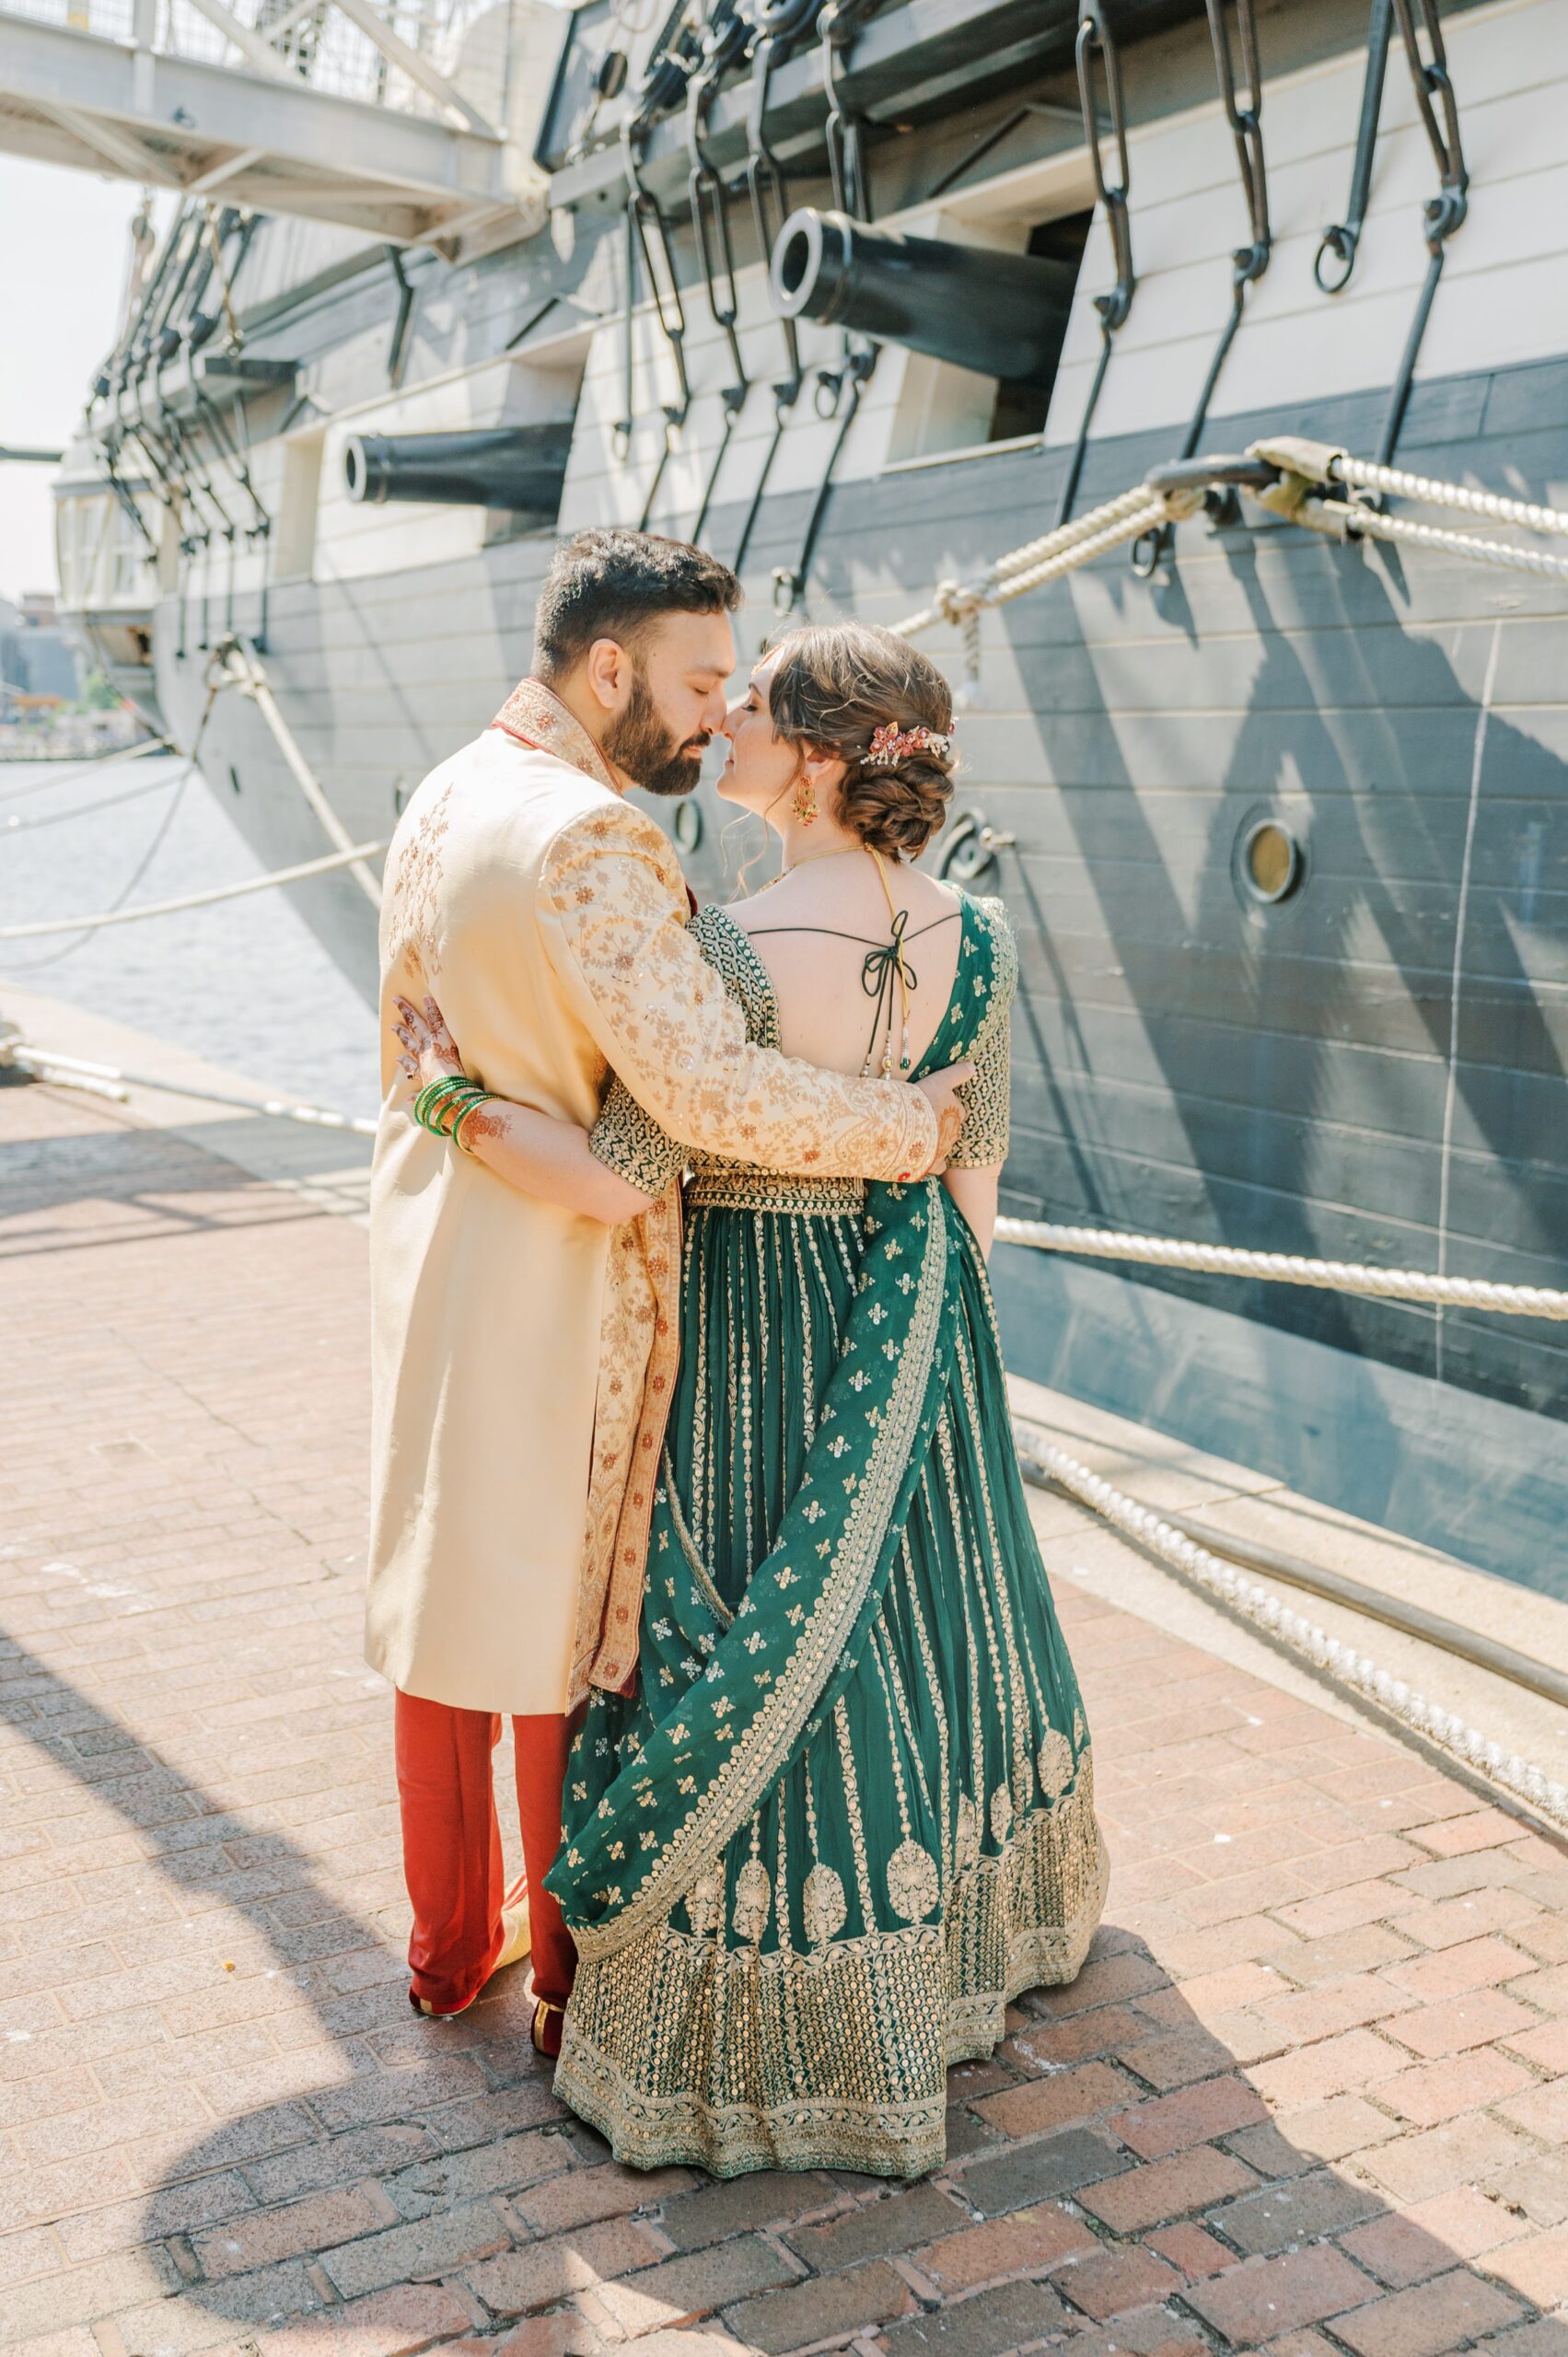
[948,896,1018,1169]
[539,808,938,1178]
[589,1077,687,1198]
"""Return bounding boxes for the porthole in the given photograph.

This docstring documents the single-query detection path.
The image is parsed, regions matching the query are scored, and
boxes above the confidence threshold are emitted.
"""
[673,800,703,853]
[1237,816,1303,906]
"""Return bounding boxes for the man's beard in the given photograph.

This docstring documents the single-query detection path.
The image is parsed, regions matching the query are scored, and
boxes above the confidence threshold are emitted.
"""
[603,667,710,798]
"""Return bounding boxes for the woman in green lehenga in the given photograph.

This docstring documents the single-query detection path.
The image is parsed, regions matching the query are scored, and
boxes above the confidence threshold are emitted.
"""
[402,622,1105,2178]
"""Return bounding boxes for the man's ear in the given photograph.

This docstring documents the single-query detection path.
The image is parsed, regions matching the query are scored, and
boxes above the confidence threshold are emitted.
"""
[584,636,631,715]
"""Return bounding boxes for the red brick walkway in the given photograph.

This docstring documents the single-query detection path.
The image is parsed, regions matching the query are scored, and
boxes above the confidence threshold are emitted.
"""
[2,1078,1565,2357]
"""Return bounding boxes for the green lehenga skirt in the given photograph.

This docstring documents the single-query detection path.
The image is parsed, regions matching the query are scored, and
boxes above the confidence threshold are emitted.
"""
[548,1171,1108,2179]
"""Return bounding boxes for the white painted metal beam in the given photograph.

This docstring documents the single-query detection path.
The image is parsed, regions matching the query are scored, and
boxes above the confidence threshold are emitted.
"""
[0,9,530,243]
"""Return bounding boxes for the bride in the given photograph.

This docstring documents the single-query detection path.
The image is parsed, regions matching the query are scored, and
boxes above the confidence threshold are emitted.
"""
[394,620,1106,2178]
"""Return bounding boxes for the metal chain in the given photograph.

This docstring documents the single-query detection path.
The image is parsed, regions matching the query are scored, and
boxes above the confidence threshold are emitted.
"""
[1378,0,1468,461]
[1053,1,1135,527]
[1315,0,1394,293]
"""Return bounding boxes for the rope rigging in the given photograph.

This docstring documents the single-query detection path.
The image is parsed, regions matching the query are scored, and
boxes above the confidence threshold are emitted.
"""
[1133,0,1270,575]
[1052,1,1135,528]
[731,0,817,571]
[684,3,754,541]
[1015,1430,1568,1833]
[994,1218,1568,1321]
[1378,0,1469,462]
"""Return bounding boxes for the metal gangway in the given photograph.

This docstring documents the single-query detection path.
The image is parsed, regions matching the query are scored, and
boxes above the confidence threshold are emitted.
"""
[0,0,544,243]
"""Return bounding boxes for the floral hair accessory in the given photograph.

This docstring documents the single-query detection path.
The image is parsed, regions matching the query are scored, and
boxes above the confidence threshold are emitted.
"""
[865,721,954,769]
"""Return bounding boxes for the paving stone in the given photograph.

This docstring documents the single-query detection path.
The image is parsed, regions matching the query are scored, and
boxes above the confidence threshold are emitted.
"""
[514,2164,698,2236]
[191,2185,382,2279]
[1330,2269,1525,2357]
[948,2130,1130,2219]
[1078,2143,1258,2232]
[912,2205,1098,2290]
[1144,2223,1233,2280]
[880,2278,1071,2357]
[722,2258,917,2351]
[465,2219,665,2318]
[1052,2242,1182,2323]
[787,2185,966,2270]
[585,2234,799,2338]
[1486,2235,1568,2312]
[1110,2073,1267,2160]
[656,2173,840,2253]
[1210,2168,1383,2256]
[972,2061,1136,2141]
[252,2282,478,2354]
[318,2199,513,2299]
[1184,2246,1380,2343]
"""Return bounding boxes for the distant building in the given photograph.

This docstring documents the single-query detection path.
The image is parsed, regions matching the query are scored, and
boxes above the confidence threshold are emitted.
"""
[0,592,82,707]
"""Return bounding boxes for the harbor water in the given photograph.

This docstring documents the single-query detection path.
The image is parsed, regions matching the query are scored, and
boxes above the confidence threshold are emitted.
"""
[0,752,380,1120]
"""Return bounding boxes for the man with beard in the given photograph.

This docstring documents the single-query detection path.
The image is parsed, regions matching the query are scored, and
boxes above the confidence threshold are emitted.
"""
[366,530,970,2054]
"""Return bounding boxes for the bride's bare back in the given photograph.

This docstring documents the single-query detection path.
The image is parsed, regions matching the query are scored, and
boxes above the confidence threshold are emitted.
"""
[724,852,964,1080]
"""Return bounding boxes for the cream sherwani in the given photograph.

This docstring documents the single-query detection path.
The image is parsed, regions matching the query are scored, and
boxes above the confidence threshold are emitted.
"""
[366,682,939,1718]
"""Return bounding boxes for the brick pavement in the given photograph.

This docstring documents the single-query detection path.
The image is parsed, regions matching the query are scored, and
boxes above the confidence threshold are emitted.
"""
[2,1077,1566,2357]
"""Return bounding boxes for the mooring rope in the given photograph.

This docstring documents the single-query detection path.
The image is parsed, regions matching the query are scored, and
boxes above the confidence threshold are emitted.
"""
[0,837,388,941]
[994,1217,1568,1319]
[1015,1426,1568,1834]
[4,1042,378,1137]
[890,442,1568,640]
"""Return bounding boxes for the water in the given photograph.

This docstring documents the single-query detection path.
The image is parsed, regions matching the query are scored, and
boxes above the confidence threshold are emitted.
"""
[0,753,380,1120]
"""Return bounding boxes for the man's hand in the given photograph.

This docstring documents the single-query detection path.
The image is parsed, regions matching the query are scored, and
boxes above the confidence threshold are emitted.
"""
[914,1061,975,1176]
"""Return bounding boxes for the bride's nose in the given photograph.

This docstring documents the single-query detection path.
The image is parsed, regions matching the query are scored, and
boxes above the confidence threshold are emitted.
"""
[719,700,745,743]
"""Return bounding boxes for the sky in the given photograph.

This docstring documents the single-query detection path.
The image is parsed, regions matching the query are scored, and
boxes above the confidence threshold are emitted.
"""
[0,157,149,603]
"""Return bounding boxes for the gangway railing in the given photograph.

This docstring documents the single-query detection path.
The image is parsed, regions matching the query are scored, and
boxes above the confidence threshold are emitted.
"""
[0,0,539,241]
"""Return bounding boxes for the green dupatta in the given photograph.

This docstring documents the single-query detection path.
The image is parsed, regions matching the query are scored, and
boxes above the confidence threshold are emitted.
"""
[547,899,998,1964]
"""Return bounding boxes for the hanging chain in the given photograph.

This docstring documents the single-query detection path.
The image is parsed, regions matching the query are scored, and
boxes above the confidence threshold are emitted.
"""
[1376,0,1468,462]
[1315,0,1393,293]
[1053,1,1135,527]
[1132,0,1269,573]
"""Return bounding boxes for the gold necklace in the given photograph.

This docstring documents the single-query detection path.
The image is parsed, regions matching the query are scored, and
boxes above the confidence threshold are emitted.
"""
[757,842,866,892]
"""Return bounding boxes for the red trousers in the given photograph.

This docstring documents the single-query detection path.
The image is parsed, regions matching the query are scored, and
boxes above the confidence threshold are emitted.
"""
[394,1691,576,2017]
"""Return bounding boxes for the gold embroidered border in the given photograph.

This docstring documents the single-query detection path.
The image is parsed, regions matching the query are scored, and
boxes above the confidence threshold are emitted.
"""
[686,1172,866,1216]
[570,1187,949,1965]
[555,1771,1108,2180]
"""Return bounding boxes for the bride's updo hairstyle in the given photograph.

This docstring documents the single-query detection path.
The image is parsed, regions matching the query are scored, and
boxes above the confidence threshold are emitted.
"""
[767,621,957,858]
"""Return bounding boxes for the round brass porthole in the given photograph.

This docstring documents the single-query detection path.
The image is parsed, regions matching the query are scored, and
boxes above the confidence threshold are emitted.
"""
[673,799,704,853]
[1237,816,1304,906]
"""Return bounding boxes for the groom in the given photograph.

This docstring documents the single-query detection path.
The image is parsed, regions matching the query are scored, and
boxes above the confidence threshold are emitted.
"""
[366,529,971,2052]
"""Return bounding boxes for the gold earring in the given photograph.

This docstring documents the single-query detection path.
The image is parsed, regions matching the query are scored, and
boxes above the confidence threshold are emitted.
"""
[792,773,819,827]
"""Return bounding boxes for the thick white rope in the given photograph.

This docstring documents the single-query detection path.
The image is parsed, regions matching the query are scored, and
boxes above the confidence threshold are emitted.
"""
[1015,1426,1568,1834]
[994,1217,1568,1319]
[1330,454,1568,540]
[891,487,1182,638]
[0,838,388,941]
[215,641,384,910]
[1307,498,1568,585]
[6,1043,378,1137]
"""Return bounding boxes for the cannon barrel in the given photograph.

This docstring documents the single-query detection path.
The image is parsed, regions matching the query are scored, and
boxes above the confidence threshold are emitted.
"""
[770,208,1079,385]
[343,424,573,510]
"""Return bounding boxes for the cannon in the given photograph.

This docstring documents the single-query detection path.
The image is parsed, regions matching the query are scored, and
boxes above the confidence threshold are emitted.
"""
[769,208,1080,386]
[343,424,574,511]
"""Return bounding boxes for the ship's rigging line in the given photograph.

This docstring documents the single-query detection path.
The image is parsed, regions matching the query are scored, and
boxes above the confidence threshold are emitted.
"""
[1315,0,1394,295]
[1378,0,1469,463]
[214,637,385,909]
[731,10,811,574]
[1014,1433,1568,1835]
[1132,0,1270,576]
[773,0,882,616]
[619,120,692,531]
[889,441,1568,645]
[1052,2,1135,529]
[993,1219,1568,1321]
[684,7,753,544]
[0,836,389,942]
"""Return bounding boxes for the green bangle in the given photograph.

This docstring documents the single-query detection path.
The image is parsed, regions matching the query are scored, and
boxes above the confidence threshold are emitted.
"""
[436,1090,490,1140]
[414,1076,479,1132]
[451,1094,494,1155]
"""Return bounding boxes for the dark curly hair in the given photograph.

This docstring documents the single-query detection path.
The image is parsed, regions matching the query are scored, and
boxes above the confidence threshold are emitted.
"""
[766,622,957,857]
[533,528,741,679]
